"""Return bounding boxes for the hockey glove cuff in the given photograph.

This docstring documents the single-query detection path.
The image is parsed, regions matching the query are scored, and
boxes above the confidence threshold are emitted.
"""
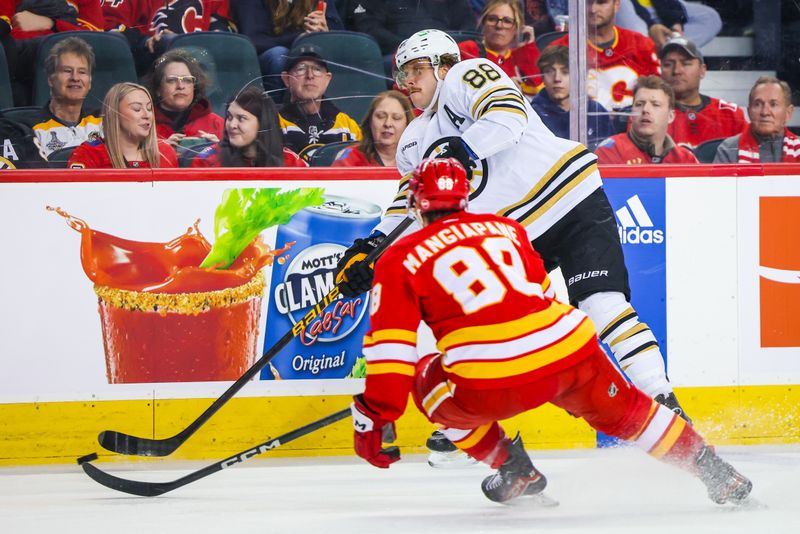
[436,138,477,180]
[351,394,400,469]
[335,233,385,297]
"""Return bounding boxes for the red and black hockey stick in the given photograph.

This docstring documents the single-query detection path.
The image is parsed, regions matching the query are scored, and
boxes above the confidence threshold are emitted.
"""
[80,407,353,496]
[97,217,414,457]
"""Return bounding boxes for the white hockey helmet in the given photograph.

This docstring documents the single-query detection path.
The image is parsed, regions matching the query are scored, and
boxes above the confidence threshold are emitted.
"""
[395,29,461,72]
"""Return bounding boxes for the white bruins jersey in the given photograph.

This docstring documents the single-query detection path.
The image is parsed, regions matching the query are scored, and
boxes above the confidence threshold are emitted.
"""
[375,58,602,241]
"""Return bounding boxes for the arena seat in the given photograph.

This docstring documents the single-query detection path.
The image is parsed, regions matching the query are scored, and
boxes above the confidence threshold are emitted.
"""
[291,31,388,122]
[46,145,77,168]
[0,106,41,126]
[535,31,567,50]
[0,44,13,109]
[447,30,483,44]
[167,33,263,116]
[32,31,137,110]
[693,138,725,163]
[309,140,358,167]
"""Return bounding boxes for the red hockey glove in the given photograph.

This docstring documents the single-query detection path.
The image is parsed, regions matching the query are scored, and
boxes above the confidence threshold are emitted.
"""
[351,394,400,468]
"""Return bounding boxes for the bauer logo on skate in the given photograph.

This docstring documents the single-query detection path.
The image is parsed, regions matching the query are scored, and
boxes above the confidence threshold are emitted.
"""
[276,243,367,345]
[615,195,664,245]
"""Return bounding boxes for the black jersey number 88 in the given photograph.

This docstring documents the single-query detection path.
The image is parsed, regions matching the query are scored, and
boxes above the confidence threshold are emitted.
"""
[462,63,502,89]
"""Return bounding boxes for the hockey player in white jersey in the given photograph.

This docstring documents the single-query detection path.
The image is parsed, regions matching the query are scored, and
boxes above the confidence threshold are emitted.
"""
[336,28,690,464]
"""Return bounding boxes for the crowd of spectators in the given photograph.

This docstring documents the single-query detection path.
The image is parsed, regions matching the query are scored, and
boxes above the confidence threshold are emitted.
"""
[0,0,797,169]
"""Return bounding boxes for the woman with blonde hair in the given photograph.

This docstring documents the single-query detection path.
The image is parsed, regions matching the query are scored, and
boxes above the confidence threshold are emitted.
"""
[68,83,177,168]
[459,0,542,97]
[332,90,415,168]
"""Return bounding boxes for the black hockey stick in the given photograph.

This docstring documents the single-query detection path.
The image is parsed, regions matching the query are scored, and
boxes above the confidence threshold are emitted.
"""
[98,217,414,457]
[79,407,353,496]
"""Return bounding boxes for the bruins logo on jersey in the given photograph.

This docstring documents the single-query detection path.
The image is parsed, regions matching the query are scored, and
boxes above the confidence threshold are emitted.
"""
[0,156,17,170]
[423,136,488,201]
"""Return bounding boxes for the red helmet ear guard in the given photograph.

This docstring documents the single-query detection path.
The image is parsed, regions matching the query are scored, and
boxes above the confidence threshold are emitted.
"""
[408,158,469,214]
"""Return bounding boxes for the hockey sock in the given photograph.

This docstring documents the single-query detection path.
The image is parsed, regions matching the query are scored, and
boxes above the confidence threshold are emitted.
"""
[578,291,672,397]
[441,423,509,469]
[628,402,704,469]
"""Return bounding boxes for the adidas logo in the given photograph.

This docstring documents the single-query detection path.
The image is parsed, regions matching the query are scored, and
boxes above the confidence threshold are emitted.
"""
[353,4,366,14]
[615,195,663,245]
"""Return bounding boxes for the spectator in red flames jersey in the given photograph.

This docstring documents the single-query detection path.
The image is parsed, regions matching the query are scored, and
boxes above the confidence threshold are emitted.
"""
[458,0,541,98]
[659,36,747,150]
[549,0,660,111]
[595,75,698,164]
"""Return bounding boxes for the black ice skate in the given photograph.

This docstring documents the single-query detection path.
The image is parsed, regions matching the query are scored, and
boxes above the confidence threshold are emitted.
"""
[481,434,547,503]
[695,446,753,505]
[655,392,692,424]
[426,430,478,468]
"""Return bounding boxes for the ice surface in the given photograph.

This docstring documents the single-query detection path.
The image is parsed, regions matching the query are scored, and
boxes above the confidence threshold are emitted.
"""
[1,445,798,534]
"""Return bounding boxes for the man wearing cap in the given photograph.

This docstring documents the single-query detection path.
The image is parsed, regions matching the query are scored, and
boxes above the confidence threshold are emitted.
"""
[278,43,362,159]
[660,35,746,150]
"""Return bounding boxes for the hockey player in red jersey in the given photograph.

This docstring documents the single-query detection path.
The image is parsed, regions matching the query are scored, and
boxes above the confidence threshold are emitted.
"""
[659,35,747,150]
[350,157,752,505]
[550,0,660,111]
[595,75,698,164]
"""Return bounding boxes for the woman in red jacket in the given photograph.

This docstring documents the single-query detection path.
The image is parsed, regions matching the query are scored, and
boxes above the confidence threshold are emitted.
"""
[191,85,305,167]
[148,49,224,146]
[332,90,414,168]
[458,0,541,97]
[68,82,177,169]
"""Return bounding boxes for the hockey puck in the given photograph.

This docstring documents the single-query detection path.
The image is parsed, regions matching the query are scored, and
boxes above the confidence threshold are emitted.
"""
[77,452,98,465]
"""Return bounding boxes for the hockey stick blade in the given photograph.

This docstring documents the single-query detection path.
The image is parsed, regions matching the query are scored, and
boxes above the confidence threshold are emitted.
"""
[82,407,351,496]
[97,217,414,457]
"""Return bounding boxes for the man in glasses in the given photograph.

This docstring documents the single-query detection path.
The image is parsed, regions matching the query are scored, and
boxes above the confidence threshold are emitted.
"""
[278,43,361,158]
[27,36,102,160]
[336,28,692,468]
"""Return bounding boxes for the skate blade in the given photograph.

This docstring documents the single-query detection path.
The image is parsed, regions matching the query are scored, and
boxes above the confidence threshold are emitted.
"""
[427,450,479,469]
[505,492,560,508]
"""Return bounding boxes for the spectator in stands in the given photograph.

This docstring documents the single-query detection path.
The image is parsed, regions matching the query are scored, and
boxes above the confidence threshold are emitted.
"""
[458,0,541,97]
[659,36,746,151]
[531,45,615,146]
[0,114,45,169]
[191,85,306,167]
[68,82,177,169]
[332,90,414,167]
[232,1,344,101]
[550,0,660,111]
[349,0,476,71]
[523,0,557,36]
[595,75,698,164]
[714,77,799,164]
[1,0,104,105]
[148,49,224,147]
[28,36,102,160]
[617,0,721,49]
[103,1,236,77]
[278,43,361,158]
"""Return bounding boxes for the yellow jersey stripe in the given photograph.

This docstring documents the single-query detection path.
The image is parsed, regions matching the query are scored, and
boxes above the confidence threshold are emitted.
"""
[438,301,574,349]
[442,318,596,379]
[421,382,452,416]
[516,163,597,227]
[470,87,510,117]
[454,423,493,449]
[649,416,687,458]
[600,306,637,338]
[364,328,417,345]
[610,323,649,347]
[366,361,415,377]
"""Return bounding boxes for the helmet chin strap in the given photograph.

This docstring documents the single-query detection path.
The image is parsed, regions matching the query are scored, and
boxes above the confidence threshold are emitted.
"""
[422,60,444,116]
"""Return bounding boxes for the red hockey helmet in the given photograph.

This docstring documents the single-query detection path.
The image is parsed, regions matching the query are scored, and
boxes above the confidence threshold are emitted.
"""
[408,158,469,214]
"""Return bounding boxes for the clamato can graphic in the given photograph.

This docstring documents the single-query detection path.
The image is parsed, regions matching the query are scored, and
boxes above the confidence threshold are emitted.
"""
[759,196,800,347]
[262,196,382,379]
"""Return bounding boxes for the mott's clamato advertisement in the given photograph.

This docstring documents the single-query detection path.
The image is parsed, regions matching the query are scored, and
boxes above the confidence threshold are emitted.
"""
[49,188,325,384]
[759,196,800,348]
[262,196,382,380]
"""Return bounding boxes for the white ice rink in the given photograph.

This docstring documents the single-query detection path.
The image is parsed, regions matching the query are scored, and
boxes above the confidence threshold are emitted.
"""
[2,445,798,534]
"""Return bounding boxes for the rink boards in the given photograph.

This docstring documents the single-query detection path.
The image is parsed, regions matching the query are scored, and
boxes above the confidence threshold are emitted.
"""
[1,165,798,465]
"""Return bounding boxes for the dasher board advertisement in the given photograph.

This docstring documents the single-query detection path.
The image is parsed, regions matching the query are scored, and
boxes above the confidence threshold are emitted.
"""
[0,178,398,404]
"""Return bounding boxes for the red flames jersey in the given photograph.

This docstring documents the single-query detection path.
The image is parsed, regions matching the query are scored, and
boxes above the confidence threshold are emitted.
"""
[551,26,660,110]
[67,138,178,168]
[668,96,747,150]
[362,211,598,422]
[101,0,160,32]
[458,40,542,96]
[595,132,698,165]
[4,0,103,38]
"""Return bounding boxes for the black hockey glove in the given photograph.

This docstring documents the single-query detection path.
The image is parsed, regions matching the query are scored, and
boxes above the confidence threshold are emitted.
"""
[335,233,385,297]
[436,138,477,179]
